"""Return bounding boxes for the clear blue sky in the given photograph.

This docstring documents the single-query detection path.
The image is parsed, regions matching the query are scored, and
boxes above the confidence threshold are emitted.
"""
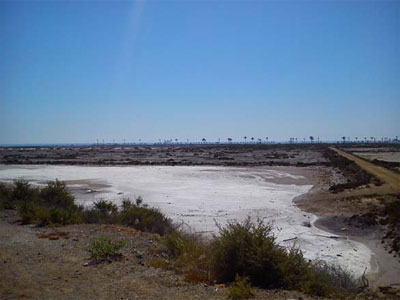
[1,1,399,144]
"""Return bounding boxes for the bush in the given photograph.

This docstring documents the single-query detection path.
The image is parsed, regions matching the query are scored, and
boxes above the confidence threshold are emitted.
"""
[162,217,362,297]
[4,179,83,226]
[12,180,38,204]
[88,236,126,262]
[211,218,288,288]
[2,179,175,235]
[81,198,174,235]
[0,182,13,210]
[304,260,361,297]
[228,275,254,300]
[82,200,118,224]
[163,230,213,283]
[118,199,174,235]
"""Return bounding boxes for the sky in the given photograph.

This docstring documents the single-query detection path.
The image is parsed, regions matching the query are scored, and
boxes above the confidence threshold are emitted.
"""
[1,0,399,144]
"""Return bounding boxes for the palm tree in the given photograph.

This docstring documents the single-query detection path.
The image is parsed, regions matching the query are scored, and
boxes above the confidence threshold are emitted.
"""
[310,136,314,143]
[251,137,254,143]
[258,138,262,143]
[227,138,232,143]
[244,136,247,144]
[342,136,346,143]
[202,138,206,144]
[266,137,269,144]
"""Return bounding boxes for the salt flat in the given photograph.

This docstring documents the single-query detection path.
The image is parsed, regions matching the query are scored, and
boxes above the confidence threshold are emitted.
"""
[0,164,374,277]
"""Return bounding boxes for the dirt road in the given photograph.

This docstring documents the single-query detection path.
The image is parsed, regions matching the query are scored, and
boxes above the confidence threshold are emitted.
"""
[330,148,400,191]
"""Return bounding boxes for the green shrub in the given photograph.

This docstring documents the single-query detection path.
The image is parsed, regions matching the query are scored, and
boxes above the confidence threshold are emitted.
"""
[119,199,174,235]
[162,218,361,297]
[228,275,254,300]
[12,180,38,204]
[19,201,39,224]
[2,179,174,235]
[82,200,118,224]
[94,199,118,215]
[280,246,312,290]
[8,179,82,226]
[211,218,287,288]
[164,231,213,283]
[0,182,13,210]
[88,236,126,262]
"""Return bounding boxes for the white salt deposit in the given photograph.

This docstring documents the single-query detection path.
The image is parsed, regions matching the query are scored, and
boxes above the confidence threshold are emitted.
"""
[0,165,374,277]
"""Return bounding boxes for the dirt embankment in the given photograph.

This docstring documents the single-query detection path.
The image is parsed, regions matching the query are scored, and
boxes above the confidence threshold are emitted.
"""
[330,148,400,193]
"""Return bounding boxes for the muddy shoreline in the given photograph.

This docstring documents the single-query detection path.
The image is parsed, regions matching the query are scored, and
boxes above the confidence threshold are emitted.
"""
[294,171,400,288]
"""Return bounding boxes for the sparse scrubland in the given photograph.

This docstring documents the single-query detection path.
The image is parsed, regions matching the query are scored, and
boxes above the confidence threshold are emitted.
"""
[0,180,174,235]
[1,143,400,299]
[0,179,368,298]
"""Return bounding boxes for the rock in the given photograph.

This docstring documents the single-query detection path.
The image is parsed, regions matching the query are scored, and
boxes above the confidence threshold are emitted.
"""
[83,262,89,266]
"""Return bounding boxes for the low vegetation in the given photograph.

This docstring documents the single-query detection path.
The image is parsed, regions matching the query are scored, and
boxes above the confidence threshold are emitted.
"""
[162,218,363,298]
[88,236,126,263]
[228,275,254,300]
[1,178,369,298]
[0,179,174,235]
